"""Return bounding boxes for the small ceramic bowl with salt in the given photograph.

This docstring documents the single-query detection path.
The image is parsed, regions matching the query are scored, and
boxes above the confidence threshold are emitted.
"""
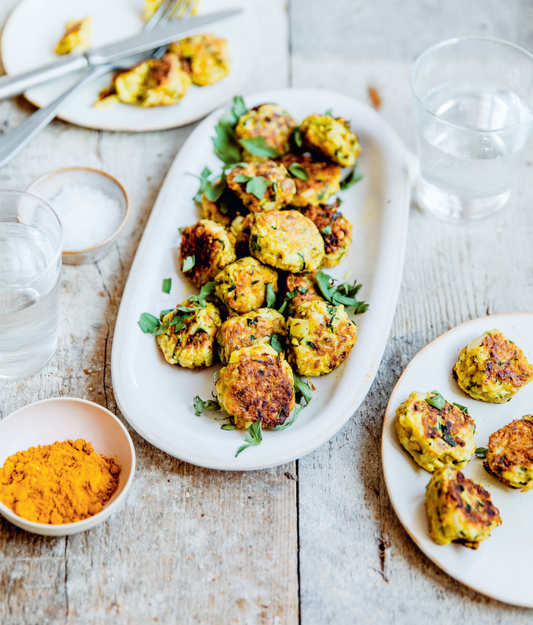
[26,167,130,265]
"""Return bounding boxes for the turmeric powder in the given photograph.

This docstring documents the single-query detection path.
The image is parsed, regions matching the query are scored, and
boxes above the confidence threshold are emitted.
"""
[0,439,120,525]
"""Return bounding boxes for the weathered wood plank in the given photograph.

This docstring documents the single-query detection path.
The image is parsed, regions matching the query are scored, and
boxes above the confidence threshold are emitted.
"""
[0,1,298,624]
[292,0,533,622]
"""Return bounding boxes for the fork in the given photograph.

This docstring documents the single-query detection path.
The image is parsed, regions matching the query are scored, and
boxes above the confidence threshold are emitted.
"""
[0,0,196,169]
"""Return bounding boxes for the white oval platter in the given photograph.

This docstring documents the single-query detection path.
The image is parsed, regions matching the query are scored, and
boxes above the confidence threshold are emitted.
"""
[112,88,410,470]
[382,312,533,607]
[1,0,258,132]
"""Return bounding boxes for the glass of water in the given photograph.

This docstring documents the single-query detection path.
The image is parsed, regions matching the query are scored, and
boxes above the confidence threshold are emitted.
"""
[412,37,533,221]
[0,190,62,379]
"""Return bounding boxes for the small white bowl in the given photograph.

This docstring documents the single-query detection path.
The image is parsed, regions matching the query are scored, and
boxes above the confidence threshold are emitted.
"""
[0,398,135,536]
[26,167,130,265]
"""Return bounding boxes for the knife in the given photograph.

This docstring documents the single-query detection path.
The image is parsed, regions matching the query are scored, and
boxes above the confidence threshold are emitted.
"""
[0,10,241,101]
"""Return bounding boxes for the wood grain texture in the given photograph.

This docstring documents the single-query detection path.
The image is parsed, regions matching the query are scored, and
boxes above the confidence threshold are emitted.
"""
[0,1,298,624]
[291,1,533,622]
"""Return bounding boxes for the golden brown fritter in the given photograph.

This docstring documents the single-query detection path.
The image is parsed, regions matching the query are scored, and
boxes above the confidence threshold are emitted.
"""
[179,220,236,287]
[200,193,232,226]
[214,257,278,316]
[299,201,353,267]
[230,213,256,258]
[395,392,476,472]
[226,160,296,212]
[287,300,358,376]
[453,329,533,403]
[250,210,324,273]
[216,308,286,364]
[484,416,533,490]
[216,344,295,429]
[285,272,324,315]
[279,153,341,207]
[426,465,502,549]
[55,18,92,55]
[299,114,361,167]
[173,34,230,86]
[235,104,298,161]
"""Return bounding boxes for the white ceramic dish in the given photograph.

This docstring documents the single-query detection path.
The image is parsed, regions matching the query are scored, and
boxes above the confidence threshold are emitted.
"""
[0,398,136,536]
[1,0,258,132]
[26,167,130,265]
[111,88,410,470]
[382,312,533,607]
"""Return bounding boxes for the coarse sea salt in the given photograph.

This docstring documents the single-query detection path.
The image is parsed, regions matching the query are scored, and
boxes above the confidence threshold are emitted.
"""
[49,184,123,251]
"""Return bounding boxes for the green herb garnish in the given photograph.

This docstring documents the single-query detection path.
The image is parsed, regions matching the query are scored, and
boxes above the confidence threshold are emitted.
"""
[265,283,277,308]
[293,127,303,148]
[204,174,227,202]
[276,372,313,430]
[233,174,252,183]
[270,332,284,354]
[441,422,457,447]
[193,396,221,417]
[288,162,309,181]
[321,225,332,236]
[188,280,217,308]
[246,176,272,200]
[315,271,368,314]
[138,312,160,334]
[211,96,245,165]
[340,163,363,190]
[182,255,195,272]
[426,390,446,411]
[239,137,280,159]
[221,424,236,431]
[188,166,211,203]
[162,278,171,294]
[236,420,263,457]
[325,108,333,116]
[452,402,469,414]
[278,287,308,315]
[475,447,488,459]
[178,226,186,234]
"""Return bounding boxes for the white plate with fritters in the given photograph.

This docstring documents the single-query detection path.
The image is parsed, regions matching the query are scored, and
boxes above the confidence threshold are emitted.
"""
[1,0,257,131]
[382,312,533,607]
[112,88,410,470]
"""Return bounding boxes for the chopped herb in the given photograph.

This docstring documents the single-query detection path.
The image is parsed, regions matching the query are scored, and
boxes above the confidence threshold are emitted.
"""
[441,422,457,447]
[204,173,227,202]
[340,163,363,190]
[275,404,304,430]
[321,225,332,236]
[159,308,174,320]
[452,402,469,414]
[212,98,244,166]
[236,420,263,457]
[214,371,219,384]
[265,283,277,308]
[138,312,160,334]
[315,270,369,314]
[246,176,273,200]
[221,424,236,431]
[193,396,220,417]
[288,162,309,181]
[227,284,237,292]
[475,447,488,459]
[325,108,333,116]
[162,278,171,294]
[182,255,195,272]
[189,280,217,308]
[178,226,186,234]
[293,127,303,148]
[278,287,307,315]
[426,390,446,411]
[187,166,211,203]
[276,372,313,430]
[231,95,247,119]
[270,332,284,354]
[239,137,280,159]
[250,234,262,252]
[297,252,306,271]
[233,174,252,183]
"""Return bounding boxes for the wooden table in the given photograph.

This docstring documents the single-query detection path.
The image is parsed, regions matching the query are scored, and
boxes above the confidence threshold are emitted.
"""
[1,1,533,623]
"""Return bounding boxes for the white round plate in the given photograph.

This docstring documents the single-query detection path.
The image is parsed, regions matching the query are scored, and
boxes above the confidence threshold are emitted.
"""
[111,88,410,470]
[1,0,258,131]
[382,312,533,607]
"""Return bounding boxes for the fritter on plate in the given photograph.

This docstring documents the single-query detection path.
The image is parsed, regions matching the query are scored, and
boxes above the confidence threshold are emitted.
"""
[55,18,92,56]
[299,114,361,167]
[284,272,324,315]
[299,201,352,267]
[227,161,296,212]
[235,104,298,161]
[172,34,230,86]
[453,329,533,403]
[279,153,341,207]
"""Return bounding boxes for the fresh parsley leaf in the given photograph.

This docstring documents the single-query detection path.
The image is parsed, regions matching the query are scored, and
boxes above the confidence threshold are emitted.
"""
[278,287,307,315]
[292,371,313,406]
[321,225,332,236]
[275,404,304,430]
[221,424,236,431]
[426,391,446,411]
[236,420,263,457]
[270,332,284,354]
[187,167,212,203]
[288,162,309,181]
[475,447,488,459]
[340,163,363,190]
[233,174,252,183]
[231,95,247,119]
[159,308,174,319]
[162,278,171,294]
[441,423,457,447]
[325,108,333,116]
[239,137,280,158]
[246,176,272,200]
[178,226,186,234]
[204,174,227,202]
[193,396,221,417]
[265,283,277,308]
[315,270,369,314]
[212,121,241,165]
[182,255,195,272]
[452,402,469,414]
[138,312,160,334]
[293,127,302,148]
[196,281,217,307]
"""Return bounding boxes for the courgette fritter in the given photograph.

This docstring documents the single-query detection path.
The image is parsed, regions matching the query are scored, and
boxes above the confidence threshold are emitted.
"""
[299,114,361,167]
[453,329,533,403]
[279,153,341,207]
[55,18,92,56]
[179,220,236,287]
[172,34,230,86]
[395,391,476,472]
[227,160,296,212]
[235,104,298,161]
[216,344,295,429]
[484,416,533,490]
[425,465,502,549]
[285,272,324,315]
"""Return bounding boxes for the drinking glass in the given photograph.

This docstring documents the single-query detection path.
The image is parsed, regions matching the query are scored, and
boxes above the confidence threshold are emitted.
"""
[0,190,62,379]
[412,37,533,221]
